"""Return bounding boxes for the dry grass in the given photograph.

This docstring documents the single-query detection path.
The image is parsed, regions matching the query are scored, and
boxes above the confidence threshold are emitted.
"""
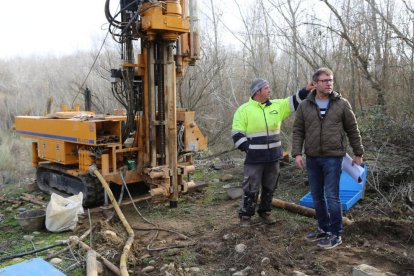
[0,130,34,186]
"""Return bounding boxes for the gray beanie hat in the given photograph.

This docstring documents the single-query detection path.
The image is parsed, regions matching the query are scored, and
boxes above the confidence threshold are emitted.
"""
[250,78,269,96]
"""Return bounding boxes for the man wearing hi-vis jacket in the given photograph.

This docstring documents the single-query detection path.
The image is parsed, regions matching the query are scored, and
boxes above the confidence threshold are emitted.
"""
[232,78,314,227]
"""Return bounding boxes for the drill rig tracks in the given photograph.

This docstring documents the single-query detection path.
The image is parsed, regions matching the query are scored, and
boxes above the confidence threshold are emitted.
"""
[36,163,105,207]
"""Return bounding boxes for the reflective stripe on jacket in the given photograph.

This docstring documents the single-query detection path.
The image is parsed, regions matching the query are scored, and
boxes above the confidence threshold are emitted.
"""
[232,95,294,164]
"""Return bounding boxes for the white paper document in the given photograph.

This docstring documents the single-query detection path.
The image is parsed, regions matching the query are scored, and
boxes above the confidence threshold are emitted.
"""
[342,153,365,184]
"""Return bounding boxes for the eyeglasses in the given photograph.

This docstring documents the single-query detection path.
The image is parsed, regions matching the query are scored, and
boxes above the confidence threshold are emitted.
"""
[317,79,334,84]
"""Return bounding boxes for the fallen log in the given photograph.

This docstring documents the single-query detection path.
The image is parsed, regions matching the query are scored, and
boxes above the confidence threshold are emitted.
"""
[272,198,353,226]
[0,196,22,206]
[20,193,47,207]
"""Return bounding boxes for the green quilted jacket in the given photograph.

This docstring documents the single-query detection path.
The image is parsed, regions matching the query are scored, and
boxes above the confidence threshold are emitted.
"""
[292,90,364,157]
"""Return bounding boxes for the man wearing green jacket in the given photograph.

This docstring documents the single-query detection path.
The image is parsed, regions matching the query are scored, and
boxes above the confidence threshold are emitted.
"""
[292,67,364,249]
[232,78,313,227]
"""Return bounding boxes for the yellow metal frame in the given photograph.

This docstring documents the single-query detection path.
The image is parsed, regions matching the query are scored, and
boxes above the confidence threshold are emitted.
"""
[15,116,122,146]
[14,0,207,205]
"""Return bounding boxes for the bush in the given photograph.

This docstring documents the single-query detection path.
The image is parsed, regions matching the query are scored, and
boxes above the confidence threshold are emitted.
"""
[0,130,34,186]
[356,107,414,214]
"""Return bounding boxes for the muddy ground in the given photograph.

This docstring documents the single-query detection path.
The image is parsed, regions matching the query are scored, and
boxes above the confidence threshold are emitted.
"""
[71,158,414,276]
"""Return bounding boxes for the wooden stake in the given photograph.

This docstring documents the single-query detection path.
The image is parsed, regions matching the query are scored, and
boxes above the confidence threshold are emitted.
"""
[86,250,98,276]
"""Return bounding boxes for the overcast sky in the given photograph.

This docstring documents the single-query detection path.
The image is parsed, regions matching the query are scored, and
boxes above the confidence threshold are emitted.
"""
[0,0,330,60]
[0,0,114,59]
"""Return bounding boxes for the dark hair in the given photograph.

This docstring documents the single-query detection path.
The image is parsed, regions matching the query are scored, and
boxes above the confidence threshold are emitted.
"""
[312,68,333,81]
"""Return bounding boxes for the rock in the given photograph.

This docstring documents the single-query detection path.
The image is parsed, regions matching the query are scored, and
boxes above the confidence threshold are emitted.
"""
[362,239,371,247]
[34,240,46,245]
[189,267,200,272]
[220,174,233,182]
[26,182,39,192]
[50,258,62,264]
[103,230,117,238]
[102,230,123,245]
[293,271,309,276]
[226,187,243,199]
[160,264,169,272]
[18,207,27,213]
[223,234,231,240]
[166,248,180,256]
[23,235,34,241]
[261,272,266,276]
[96,261,103,274]
[352,264,387,276]
[232,266,252,276]
[211,163,223,170]
[142,266,155,273]
[140,254,151,260]
[261,257,270,266]
[235,243,247,253]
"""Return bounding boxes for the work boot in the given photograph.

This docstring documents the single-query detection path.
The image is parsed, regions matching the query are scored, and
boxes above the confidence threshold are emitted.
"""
[258,212,276,225]
[240,216,251,227]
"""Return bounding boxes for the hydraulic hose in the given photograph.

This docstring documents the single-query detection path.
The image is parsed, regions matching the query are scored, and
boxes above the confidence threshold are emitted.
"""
[89,165,134,276]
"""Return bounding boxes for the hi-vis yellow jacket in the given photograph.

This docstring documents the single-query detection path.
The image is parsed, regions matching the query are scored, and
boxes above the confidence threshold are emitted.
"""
[232,88,309,164]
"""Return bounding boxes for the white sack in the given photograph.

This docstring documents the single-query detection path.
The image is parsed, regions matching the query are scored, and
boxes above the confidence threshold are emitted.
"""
[46,192,84,232]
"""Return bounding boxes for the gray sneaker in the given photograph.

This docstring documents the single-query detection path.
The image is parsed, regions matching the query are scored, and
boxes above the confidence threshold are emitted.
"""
[240,216,251,227]
[305,228,329,242]
[258,212,276,225]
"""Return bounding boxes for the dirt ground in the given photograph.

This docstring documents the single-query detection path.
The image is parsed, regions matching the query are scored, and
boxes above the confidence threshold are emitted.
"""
[73,160,414,276]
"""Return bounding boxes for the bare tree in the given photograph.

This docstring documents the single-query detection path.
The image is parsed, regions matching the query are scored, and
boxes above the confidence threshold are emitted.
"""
[321,0,385,106]
[365,0,414,49]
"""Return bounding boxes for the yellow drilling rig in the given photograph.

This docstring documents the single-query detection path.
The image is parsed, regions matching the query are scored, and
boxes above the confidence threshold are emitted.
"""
[15,0,207,207]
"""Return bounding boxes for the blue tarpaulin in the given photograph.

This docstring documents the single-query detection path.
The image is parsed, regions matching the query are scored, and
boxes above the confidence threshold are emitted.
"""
[0,258,65,276]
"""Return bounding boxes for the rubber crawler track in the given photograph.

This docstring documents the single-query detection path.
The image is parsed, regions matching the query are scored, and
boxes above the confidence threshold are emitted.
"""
[36,163,104,207]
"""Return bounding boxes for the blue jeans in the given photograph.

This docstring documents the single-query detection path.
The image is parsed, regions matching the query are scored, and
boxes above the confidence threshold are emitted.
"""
[306,156,343,236]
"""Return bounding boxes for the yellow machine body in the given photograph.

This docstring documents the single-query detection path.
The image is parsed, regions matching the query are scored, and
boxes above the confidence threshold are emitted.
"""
[14,0,207,206]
